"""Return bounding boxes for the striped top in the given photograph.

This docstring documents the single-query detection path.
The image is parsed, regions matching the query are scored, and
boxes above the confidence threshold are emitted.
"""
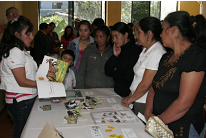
[5,92,37,103]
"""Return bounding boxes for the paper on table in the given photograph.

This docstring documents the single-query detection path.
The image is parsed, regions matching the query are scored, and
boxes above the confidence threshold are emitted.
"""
[85,91,94,96]
[106,98,117,103]
[121,128,137,138]
[90,126,104,138]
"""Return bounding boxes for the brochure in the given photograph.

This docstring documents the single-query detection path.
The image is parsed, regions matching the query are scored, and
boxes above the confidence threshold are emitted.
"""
[91,110,138,124]
[36,55,69,98]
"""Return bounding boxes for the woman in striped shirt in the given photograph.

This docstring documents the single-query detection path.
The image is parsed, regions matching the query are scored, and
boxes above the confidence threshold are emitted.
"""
[0,16,37,138]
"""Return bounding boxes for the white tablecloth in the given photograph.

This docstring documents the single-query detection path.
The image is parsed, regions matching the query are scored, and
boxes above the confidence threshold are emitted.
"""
[21,88,152,138]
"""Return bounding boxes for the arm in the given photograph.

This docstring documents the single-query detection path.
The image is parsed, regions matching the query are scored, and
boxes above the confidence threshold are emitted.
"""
[158,71,205,124]
[121,69,157,107]
[11,67,37,87]
[145,86,155,120]
[104,43,121,77]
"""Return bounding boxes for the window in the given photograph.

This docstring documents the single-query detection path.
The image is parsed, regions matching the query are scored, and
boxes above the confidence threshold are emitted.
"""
[39,1,105,39]
[52,3,62,9]
[121,1,177,24]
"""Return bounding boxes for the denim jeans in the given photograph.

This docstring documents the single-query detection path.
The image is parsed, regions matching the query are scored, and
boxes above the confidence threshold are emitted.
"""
[7,96,36,138]
[189,124,206,138]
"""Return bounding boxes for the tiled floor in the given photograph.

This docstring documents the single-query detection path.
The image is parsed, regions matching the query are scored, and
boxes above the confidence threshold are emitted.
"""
[0,107,13,138]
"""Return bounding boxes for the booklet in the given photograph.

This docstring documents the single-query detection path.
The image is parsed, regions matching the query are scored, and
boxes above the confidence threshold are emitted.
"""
[36,55,69,98]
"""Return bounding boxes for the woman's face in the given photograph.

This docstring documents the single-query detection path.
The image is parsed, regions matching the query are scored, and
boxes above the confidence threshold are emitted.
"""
[95,30,109,48]
[111,31,127,47]
[79,24,91,40]
[66,28,71,36]
[16,26,33,47]
[160,21,171,47]
[135,26,148,47]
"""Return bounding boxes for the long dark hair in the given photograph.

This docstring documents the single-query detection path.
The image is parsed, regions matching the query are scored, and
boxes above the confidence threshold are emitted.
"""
[63,25,74,41]
[164,11,206,50]
[139,17,162,41]
[0,16,34,61]
[111,22,134,42]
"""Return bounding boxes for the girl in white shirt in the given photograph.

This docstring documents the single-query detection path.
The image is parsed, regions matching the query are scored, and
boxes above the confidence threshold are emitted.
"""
[0,16,37,138]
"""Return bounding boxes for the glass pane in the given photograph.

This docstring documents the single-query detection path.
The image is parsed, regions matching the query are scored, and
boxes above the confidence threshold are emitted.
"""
[39,1,69,39]
[132,1,149,24]
[74,1,102,23]
[121,1,132,23]
[150,1,161,19]
[161,1,177,20]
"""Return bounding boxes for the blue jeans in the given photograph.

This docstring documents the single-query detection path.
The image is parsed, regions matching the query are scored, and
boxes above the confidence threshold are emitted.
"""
[7,96,36,138]
[189,124,206,138]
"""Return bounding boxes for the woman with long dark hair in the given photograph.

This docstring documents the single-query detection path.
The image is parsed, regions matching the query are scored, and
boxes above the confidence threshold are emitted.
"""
[61,25,76,49]
[105,22,142,97]
[145,11,206,137]
[0,16,37,138]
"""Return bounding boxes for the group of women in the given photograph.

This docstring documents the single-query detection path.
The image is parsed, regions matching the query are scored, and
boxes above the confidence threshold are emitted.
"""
[0,10,206,138]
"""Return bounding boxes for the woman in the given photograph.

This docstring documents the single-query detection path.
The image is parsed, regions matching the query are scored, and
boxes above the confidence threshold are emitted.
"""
[77,25,114,88]
[0,16,37,138]
[145,11,206,137]
[121,17,166,115]
[105,22,142,97]
[61,25,76,49]
[68,20,94,76]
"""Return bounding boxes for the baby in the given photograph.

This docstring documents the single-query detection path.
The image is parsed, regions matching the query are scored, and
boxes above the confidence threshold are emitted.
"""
[61,49,76,90]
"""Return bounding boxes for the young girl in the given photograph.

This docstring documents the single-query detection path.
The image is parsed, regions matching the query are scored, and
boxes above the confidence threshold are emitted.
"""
[61,49,76,90]
[68,20,94,76]
[61,26,76,49]
[0,16,37,138]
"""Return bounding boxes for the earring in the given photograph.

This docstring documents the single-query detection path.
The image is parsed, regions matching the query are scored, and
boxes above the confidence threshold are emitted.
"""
[148,38,150,41]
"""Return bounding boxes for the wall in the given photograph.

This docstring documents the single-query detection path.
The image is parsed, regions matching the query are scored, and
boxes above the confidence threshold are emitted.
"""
[0,1,22,25]
[22,1,38,38]
[0,1,38,37]
[106,1,121,26]
[199,1,206,18]
[178,1,200,16]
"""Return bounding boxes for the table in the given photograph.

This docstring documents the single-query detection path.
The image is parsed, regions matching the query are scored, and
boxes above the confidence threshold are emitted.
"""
[21,88,152,138]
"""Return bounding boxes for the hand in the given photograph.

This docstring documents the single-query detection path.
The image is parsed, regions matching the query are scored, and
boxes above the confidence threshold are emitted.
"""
[145,112,155,121]
[113,43,121,57]
[121,97,130,107]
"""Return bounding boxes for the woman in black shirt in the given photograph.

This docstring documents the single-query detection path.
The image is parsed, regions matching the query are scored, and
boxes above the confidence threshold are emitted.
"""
[145,11,206,138]
[105,22,142,97]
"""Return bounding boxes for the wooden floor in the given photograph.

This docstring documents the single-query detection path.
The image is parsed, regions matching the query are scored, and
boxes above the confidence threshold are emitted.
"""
[0,107,13,138]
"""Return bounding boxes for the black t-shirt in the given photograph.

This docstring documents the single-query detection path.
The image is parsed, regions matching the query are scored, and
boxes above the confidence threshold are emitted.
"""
[152,45,206,138]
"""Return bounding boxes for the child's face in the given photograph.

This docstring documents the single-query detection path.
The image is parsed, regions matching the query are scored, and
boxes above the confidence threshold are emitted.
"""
[61,54,74,67]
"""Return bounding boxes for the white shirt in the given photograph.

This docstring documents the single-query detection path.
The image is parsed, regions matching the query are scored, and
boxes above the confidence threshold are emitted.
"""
[130,41,166,103]
[0,47,38,94]
[63,68,76,90]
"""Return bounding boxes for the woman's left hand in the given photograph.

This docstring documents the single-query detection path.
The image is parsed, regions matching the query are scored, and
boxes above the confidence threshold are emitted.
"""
[121,96,131,107]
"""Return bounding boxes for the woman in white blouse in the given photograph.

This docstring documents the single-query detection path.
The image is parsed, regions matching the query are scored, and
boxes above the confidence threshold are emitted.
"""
[0,16,37,138]
[121,17,166,115]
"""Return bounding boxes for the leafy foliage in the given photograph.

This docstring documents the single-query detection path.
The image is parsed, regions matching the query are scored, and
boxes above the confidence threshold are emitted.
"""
[40,15,67,40]
[121,1,161,25]
[74,1,102,23]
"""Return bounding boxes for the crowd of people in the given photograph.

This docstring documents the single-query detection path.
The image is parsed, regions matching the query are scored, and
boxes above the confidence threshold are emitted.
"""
[0,6,206,138]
